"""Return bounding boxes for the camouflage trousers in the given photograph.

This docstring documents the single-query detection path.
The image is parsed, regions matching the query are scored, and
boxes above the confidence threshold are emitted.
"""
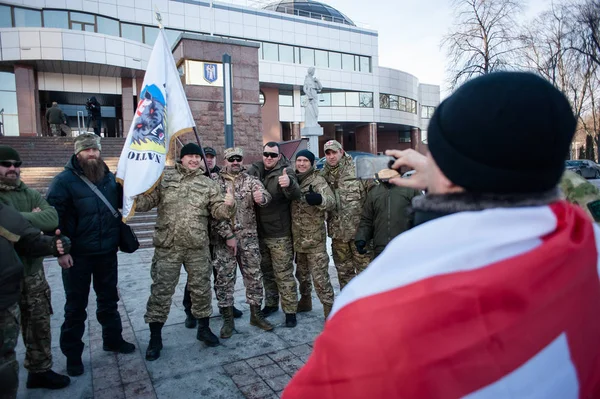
[145,246,213,323]
[259,236,298,314]
[0,303,20,399]
[49,124,61,136]
[20,268,53,373]
[295,251,334,307]
[214,235,264,307]
[331,239,371,290]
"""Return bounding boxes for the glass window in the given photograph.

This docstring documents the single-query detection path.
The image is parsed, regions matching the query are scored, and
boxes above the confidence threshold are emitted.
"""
[300,48,314,66]
[389,95,399,110]
[346,92,359,107]
[360,56,370,73]
[0,72,16,91]
[294,47,300,64]
[84,24,94,32]
[319,92,331,106]
[315,50,328,68]
[409,99,417,113]
[328,52,341,69]
[342,53,354,71]
[0,5,12,28]
[121,23,143,42]
[71,22,82,31]
[398,131,411,143]
[14,8,42,27]
[359,92,373,108]
[43,10,68,29]
[279,90,293,107]
[262,42,278,61]
[331,92,345,106]
[380,94,389,109]
[97,16,119,36]
[279,44,294,63]
[70,12,95,24]
[144,26,159,45]
[398,97,406,112]
[1,115,20,137]
[0,91,18,114]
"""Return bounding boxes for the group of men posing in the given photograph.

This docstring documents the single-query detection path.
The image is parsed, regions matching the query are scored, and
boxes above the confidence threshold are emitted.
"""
[0,131,419,396]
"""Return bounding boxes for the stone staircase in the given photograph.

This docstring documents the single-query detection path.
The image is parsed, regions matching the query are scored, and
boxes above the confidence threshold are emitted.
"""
[0,137,156,248]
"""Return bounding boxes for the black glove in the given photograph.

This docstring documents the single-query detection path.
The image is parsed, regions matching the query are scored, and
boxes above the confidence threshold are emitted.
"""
[355,240,367,255]
[305,185,323,206]
[51,233,71,257]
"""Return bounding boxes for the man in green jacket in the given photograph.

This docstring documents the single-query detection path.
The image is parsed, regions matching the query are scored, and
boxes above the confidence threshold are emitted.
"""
[248,142,302,327]
[0,146,71,390]
[559,169,600,223]
[45,102,67,137]
[354,180,421,259]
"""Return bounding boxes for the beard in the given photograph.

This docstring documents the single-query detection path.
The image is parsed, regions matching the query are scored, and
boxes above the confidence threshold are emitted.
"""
[79,156,106,183]
[0,170,19,186]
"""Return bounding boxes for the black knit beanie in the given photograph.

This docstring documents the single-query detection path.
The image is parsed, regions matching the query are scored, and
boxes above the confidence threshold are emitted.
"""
[180,143,202,159]
[0,146,20,162]
[428,72,576,193]
[296,149,316,165]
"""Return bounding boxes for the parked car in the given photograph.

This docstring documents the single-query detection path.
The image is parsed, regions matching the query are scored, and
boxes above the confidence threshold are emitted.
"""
[565,160,600,179]
[315,151,378,170]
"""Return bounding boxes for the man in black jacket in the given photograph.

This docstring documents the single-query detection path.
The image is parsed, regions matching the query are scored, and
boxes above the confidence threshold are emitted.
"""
[0,203,70,398]
[46,133,135,377]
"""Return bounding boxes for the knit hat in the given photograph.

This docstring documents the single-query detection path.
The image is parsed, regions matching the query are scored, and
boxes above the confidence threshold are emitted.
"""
[74,133,101,155]
[324,140,342,152]
[180,143,202,159]
[0,146,20,162]
[203,146,217,157]
[427,72,576,193]
[224,147,244,159]
[296,149,315,165]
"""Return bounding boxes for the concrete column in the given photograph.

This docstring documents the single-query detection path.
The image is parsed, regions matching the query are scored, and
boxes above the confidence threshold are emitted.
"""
[410,127,421,153]
[14,65,40,136]
[122,78,134,137]
[292,122,301,140]
[355,122,377,153]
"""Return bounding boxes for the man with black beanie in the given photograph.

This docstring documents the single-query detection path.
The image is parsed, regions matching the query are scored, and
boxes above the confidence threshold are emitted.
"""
[284,72,600,398]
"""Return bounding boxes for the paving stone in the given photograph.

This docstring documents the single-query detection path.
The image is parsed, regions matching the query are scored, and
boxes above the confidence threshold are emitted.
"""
[123,379,156,398]
[288,344,312,357]
[223,360,253,376]
[277,357,305,376]
[264,374,292,392]
[229,369,262,388]
[245,354,274,369]
[237,380,276,399]
[94,386,125,399]
[92,364,122,392]
[118,354,149,385]
[254,364,286,379]
[153,367,244,399]
[266,349,295,363]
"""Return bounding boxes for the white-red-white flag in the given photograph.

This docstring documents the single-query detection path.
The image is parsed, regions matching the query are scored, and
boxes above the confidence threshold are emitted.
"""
[284,201,600,399]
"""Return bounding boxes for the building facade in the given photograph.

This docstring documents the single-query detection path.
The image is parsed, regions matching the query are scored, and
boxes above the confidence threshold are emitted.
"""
[0,0,440,156]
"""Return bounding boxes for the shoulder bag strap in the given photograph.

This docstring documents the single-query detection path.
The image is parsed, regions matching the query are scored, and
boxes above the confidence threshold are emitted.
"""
[74,172,120,220]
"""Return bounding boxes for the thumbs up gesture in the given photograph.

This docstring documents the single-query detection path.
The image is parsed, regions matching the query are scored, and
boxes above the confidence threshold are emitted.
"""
[304,185,323,206]
[278,168,290,188]
[224,186,235,207]
[253,187,264,204]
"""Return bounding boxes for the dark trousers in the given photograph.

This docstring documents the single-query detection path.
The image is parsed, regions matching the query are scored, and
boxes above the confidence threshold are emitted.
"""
[60,252,122,360]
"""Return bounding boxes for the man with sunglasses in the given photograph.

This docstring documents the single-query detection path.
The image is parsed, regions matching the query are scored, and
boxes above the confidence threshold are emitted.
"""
[211,147,275,338]
[248,142,301,327]
[0,146,71,390]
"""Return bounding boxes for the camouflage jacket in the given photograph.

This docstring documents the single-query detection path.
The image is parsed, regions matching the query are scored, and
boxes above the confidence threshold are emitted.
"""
[321,153,368,241]
[211,167,272,242]
[291,168,335,253]
[559,170,600,223]
[135,163,236,249]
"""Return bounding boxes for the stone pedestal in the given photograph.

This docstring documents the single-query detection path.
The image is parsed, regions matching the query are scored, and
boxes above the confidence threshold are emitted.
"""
[301,125,323,157]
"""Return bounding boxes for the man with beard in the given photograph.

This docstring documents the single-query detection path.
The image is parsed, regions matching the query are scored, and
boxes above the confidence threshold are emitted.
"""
[291,150,336,318]
[136,143,235,361]
[0,146,71,390]
[247,142,301,328]
[212,147,274,338]
[47,133,135,377]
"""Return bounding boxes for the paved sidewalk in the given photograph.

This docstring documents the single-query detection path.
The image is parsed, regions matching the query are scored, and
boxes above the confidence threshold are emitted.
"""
[16,248,339,399]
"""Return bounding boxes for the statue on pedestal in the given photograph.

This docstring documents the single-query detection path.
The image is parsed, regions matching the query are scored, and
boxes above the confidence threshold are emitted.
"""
[303,67,322,128]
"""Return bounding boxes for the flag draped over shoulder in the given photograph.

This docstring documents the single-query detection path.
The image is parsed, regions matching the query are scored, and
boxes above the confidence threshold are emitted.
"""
[116,29,194,221]
[283,201,600,399]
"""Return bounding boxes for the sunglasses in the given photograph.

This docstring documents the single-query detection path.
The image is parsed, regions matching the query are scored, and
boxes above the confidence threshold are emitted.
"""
[0,161,22,168]
[227,156,243,163]
[263,152,279,159]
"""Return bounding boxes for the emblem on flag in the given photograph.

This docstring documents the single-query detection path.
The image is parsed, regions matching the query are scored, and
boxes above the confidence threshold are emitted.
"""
[204,63,218,83]
[130,84,167,155]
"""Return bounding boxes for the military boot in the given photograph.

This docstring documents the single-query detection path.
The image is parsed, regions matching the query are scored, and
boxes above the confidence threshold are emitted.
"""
[197,317,220,347]
[26,370,71,390]
[146,322,163,361]
[261,305,279,316]
[285,313,297,328]
[232,306,243,319]
[323,304,332,319]
[250,305,274,331]
[184,311,197,329]
[220,307,235,339]
[297,295,312,313]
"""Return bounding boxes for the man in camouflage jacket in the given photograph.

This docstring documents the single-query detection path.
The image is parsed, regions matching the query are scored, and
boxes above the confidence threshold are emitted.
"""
[135,143,235,361]
[291,150,336,318]
[320,140,371,289]
[212,147,275,338]
[559,169,600,223]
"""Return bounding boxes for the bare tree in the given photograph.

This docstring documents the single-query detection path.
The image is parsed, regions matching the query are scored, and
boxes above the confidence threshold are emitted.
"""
[442,0,524,89]
[570,0,600,67]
